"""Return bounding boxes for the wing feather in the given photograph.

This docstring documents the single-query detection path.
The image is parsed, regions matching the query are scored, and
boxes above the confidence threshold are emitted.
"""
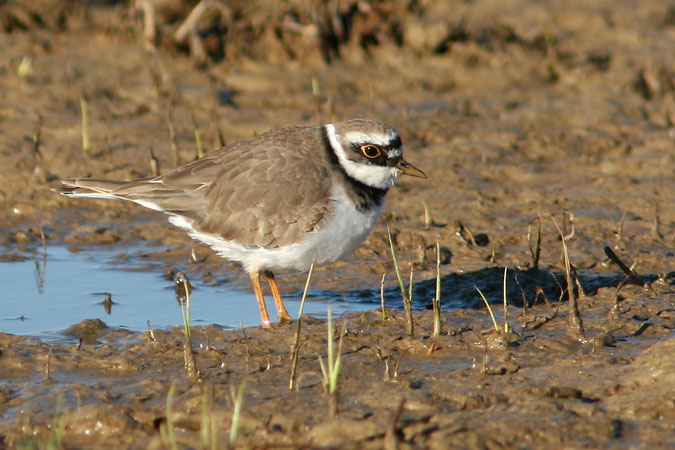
[112,126,333,248]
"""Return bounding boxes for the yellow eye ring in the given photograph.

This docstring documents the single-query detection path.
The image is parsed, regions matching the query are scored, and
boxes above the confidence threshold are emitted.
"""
[360,144,381,159]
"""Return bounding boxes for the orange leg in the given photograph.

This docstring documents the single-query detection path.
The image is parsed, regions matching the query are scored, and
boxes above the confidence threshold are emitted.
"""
[264,270,293,324]
[249,270,273,329]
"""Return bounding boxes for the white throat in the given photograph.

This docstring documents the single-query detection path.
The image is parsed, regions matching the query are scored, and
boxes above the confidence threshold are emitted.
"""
[325,124,399,189]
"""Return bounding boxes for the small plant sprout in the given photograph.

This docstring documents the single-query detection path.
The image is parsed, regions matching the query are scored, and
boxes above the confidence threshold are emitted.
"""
[384,398,406,449]
[380,273,387,321]
[422,200,435,228]
[615,210,627,240]
[44,345,52,382]
[175,272,192,341]
[17,54,33,78]
[200,382,217,450]
[433,242,442,336]
[80,91,91,157]
[146,320,156,343]
[318,310,345,417]
[289,263,314,390]
[214,118,226,147]
[28,392,66,450]
[149,147,160,176]
[475,286,499,333]
[527,215,542,269]
[387,226,414,336]
[311,75,323,123]
[159,384,179,450]
[551,215,585,337]
[175,272,198,378]
[502,267,510,333]
[34,225,47,294]
[192,112,205,159]
[32,115,43,174]
[42,391,67,450]
[653,200,663,239]
[230,381,246,448]
[167,103,180,167]
[408,267,414,312]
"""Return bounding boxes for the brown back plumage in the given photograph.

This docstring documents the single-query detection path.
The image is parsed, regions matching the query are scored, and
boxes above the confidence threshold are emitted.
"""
[61,125,335,248]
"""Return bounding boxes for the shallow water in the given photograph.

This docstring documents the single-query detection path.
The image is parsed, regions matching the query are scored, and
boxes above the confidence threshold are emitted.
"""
[0,245,373,340]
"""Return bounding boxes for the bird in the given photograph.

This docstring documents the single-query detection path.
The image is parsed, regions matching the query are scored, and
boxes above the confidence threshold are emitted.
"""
[55,118,426,328]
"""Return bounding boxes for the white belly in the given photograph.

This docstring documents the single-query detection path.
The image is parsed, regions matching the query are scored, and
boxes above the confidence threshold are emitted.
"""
[173,185,383,273]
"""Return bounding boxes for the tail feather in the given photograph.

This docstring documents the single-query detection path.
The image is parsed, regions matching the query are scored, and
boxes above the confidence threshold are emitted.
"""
[54,178,132,199]
[54,177,192,213]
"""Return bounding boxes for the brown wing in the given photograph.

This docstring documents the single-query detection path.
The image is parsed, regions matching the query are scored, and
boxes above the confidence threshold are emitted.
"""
[113,127,333,248]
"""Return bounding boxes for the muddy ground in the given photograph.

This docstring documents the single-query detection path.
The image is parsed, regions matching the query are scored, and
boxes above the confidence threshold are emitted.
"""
[1,0,674,448]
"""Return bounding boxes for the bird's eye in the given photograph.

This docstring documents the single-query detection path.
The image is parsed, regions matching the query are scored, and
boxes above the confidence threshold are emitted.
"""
[360,144,381,159]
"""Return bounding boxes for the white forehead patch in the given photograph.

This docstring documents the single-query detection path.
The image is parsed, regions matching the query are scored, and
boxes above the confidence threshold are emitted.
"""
[386,148,402,158]
[345,130,400,148]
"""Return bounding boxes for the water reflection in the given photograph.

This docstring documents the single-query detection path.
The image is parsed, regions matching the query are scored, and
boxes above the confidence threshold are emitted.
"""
[0,245,369,339]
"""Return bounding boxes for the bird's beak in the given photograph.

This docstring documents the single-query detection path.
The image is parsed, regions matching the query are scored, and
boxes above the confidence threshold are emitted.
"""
[396,159,427,178]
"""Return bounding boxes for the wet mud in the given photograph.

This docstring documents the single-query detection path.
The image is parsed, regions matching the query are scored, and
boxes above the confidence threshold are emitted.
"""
[1,0,674,448]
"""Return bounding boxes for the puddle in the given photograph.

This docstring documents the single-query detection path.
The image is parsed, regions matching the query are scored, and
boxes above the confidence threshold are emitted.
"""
[0,245,375,340]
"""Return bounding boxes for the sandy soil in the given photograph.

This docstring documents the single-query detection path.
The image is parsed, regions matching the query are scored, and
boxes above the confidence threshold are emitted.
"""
[0,0,674,448]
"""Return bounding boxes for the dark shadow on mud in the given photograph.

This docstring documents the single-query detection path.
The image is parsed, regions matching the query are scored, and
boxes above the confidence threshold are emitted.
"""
[334,267,663,311]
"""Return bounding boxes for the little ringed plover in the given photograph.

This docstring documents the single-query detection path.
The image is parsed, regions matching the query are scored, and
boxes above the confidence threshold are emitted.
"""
[55,118,426,328]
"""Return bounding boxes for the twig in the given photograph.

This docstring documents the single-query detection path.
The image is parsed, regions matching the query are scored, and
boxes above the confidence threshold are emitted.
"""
[603,246,646,286]
[513,273,528,313]
[456,220,478,246]
[387,227,414,336]
[408,267,414,315]
[80,91,90,156]
[653,200,663,240]
[38,224,47,260]
[380,273,387,322]
[433,242,442,336]
[34,224,47,293]
[188,29,207,67]
[240,324,251,369]
[174,0,211,43]
[383,399,406,450]
[137,0,157,47]
[502,266,510,333]
[562,211,575,240]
